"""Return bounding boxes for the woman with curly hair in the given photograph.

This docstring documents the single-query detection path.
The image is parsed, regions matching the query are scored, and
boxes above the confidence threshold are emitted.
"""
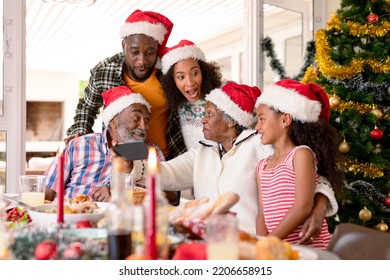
[161,40,223,150]
[255,79,344,249]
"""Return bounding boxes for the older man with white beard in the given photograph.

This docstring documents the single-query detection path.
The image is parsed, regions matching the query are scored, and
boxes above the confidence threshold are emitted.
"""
[44,86,164,203]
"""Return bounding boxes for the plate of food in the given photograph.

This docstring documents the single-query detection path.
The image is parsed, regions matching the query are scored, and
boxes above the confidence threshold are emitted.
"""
[291,244,319,260]
[238,233,318,260]
[27,195,108,227]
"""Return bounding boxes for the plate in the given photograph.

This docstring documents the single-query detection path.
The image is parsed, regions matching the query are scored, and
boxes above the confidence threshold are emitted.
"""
[27,202,108,227]
[292,244,319,260]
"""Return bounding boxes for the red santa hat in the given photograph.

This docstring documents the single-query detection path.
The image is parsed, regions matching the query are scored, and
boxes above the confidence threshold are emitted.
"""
[102,86,151,126]
[256,79,330,122]
[161,40,206,74]
[205,82,261,128]
[119,10,173,58]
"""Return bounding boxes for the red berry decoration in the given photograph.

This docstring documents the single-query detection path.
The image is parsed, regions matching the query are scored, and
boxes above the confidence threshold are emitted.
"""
[34,240,58,260]
[385,195,390,207]
[370,127,383,140]
[367,12,379,23]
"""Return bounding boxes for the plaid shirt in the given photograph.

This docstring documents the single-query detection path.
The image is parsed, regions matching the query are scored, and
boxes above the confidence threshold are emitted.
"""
[66,52,186,159]
[46,130,166,199]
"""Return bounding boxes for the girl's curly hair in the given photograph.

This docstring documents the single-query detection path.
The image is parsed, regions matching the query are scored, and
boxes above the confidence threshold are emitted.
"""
[161,60,223,111]
[290,118,345,199]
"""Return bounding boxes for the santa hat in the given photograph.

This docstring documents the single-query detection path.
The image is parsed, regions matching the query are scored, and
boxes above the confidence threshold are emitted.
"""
[119,9,173,60]
[102,86,151,126]
[256,79,330,122]
[161,40,206,74]
[205,82,261,128]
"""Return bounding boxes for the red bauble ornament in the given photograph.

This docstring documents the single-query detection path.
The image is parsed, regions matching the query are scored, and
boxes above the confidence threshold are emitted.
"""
[370,127,383,140]
[63,242,82,259]
[34,240,57,260]
[385,195,390,207]
[367,13,379,23]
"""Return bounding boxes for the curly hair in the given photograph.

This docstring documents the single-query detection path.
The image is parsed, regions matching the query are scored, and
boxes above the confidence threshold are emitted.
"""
[161,60,223,112]
[290,118,345,199]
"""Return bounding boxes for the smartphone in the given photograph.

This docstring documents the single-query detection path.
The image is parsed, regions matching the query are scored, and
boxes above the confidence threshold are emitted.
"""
[113,141,149,161]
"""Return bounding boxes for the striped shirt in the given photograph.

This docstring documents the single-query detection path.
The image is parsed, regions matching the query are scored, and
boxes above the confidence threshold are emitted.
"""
[257,145,331,249]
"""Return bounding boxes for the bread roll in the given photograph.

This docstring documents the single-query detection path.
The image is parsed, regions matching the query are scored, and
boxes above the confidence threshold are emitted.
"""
[210,192,240,215]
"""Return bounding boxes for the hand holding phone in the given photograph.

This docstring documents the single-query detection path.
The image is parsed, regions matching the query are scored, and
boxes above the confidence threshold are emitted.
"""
[112,141,148,161]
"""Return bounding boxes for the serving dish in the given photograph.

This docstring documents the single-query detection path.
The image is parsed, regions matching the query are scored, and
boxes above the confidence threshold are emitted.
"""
[27,202,108,227]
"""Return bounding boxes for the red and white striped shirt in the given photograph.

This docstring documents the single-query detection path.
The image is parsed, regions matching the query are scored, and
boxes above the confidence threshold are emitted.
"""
[257,145,331,249]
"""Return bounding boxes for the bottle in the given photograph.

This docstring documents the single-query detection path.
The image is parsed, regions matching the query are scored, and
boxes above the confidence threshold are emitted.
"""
[143,147,169,260]
[105,157,134,260]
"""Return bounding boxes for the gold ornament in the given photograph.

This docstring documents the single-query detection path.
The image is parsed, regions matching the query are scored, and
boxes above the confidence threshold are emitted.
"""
[330,96,341,108]
[359,207,372,222]
[339,140,350,153]
[370,108,383,119]
[375,220,389,232]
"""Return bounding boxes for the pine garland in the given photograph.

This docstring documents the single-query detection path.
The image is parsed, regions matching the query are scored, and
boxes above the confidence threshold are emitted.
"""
[262,36,316,81]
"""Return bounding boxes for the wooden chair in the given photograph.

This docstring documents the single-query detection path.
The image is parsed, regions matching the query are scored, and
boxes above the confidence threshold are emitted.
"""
[327,223,390,260]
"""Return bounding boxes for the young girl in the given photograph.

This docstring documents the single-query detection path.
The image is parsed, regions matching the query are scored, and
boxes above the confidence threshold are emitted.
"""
[255,79,344,249]
[161,39,223,150]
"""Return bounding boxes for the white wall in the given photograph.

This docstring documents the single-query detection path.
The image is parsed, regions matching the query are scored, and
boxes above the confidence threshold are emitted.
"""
[26,70,79,151]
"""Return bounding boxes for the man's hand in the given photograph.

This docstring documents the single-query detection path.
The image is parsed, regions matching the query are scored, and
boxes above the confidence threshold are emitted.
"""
[91,186,111,202]
[298,194,328,244]
[109,140,133,173]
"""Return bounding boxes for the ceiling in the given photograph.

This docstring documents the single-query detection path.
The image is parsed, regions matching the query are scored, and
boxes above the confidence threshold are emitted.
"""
[26,0,306,80]
[26,0,247,79]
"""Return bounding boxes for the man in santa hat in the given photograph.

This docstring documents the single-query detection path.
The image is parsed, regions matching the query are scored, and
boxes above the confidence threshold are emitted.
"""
[45,86,164,203]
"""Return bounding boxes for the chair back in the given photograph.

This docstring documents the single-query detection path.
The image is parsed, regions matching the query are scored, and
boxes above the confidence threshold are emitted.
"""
[327,223,390,260]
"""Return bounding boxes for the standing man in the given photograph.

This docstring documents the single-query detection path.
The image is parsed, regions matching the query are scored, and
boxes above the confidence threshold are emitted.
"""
[66,9,186,160]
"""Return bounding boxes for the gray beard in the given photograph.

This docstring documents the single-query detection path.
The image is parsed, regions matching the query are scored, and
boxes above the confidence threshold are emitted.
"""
[117,125,146,143]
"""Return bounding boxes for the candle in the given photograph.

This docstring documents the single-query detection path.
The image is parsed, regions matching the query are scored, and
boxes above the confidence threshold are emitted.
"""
[57,144,65,224]
[146,146,157,260]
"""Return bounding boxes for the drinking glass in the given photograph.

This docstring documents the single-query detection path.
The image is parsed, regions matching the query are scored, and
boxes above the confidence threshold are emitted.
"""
[19,175,46,206]
[206,213,239,260]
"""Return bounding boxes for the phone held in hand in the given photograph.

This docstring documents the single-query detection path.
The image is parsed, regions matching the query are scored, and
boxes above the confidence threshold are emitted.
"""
[113,141,148,161]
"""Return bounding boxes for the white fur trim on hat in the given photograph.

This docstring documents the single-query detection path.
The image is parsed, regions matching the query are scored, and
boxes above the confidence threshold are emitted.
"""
[256,84,322,123]
[162,45,206,74]
[120,21,167,43]
[206,89,255,128]
[103,94,151,126]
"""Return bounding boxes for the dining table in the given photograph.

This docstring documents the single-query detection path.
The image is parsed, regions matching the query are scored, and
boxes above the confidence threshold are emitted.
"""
[2,194,340,260]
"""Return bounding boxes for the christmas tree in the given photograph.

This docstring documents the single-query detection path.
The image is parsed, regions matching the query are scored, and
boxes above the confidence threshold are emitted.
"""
[304,0,390,231]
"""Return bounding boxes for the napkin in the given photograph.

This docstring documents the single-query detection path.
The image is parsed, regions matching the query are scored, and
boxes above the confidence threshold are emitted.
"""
[172,242,207,260]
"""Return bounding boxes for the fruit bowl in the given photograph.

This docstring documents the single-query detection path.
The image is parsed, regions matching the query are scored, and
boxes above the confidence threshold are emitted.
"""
[27,202,108,227]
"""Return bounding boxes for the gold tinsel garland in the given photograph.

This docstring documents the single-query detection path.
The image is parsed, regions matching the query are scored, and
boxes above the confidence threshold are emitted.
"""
[342,157,384,178]
[301,66,317,84]
[315,30,390,80]
[327,14,390,38]
[327,97,390,120]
